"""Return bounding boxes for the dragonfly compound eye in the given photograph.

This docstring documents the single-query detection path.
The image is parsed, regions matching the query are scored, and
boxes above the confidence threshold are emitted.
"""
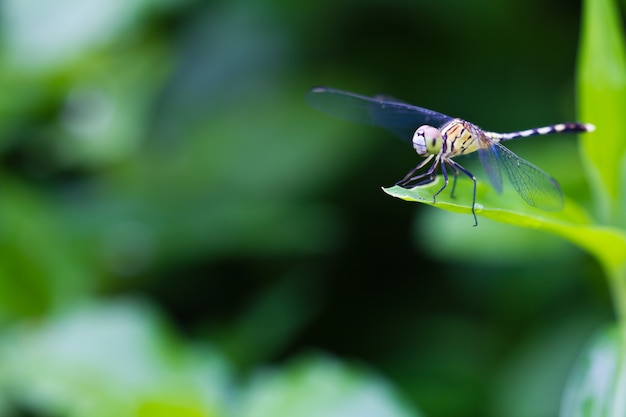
[413,125,442,156]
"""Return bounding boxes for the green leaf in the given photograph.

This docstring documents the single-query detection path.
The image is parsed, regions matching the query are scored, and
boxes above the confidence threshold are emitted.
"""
[0,299,231,417]
[0,180,94,320]
[383,178,626,272]
[577,0,626,325]
[578,0,626,223]
[239,354,423,417]
[560,325,626,417]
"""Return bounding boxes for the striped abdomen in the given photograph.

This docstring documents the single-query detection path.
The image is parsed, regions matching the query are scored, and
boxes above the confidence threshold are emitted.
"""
[485,122,595,141]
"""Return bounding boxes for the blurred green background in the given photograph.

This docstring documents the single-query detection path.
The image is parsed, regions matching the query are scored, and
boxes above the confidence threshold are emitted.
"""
[0,0,613,416]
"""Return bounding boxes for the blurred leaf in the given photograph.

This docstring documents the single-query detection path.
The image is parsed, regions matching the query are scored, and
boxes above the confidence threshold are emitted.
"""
[0,0,168,71]
[0,1,173,168]
[0,179,94,320]
[76,90,369,275]
[578,0,626,224]
[490,313,605,417]
[560,325,626,417]
[54,44,171,167]
[239,354,422,417]
[0,299,232,417]
[137,401,208,417]
[211,274,322,369]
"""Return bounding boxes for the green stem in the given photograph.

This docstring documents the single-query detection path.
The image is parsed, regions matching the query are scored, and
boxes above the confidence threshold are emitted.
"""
[610,274,626,416]
[603,264,626,415]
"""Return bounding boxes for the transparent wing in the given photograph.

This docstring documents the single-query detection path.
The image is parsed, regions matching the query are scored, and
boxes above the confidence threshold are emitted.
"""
[306,86,453,143]
[490,141,564,211]
[372,94,409,104]
[476,135,504,193]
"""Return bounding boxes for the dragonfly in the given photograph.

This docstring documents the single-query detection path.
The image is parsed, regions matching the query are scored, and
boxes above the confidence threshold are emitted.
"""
[306,86,595,225]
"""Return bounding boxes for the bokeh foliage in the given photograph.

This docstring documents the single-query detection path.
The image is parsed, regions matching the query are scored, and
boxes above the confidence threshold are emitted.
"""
[0,0,615,417]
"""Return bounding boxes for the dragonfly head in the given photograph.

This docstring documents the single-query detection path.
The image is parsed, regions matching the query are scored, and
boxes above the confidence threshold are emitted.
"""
[413,125,443,156]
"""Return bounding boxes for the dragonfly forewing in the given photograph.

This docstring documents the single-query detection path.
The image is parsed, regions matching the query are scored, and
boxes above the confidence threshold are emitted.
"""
[306,87,452,142]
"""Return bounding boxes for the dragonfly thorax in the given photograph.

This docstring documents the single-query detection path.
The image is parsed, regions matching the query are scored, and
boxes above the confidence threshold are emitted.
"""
[412,125,443,156]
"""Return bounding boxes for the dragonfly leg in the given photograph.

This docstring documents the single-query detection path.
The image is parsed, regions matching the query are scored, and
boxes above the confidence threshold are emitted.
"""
[448,163,460,199]
[396,155,437,187]
[432,160,449,204]
[448,159,477,226]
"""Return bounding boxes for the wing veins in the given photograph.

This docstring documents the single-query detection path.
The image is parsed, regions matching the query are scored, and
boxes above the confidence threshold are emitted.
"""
[306,87,453,142]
